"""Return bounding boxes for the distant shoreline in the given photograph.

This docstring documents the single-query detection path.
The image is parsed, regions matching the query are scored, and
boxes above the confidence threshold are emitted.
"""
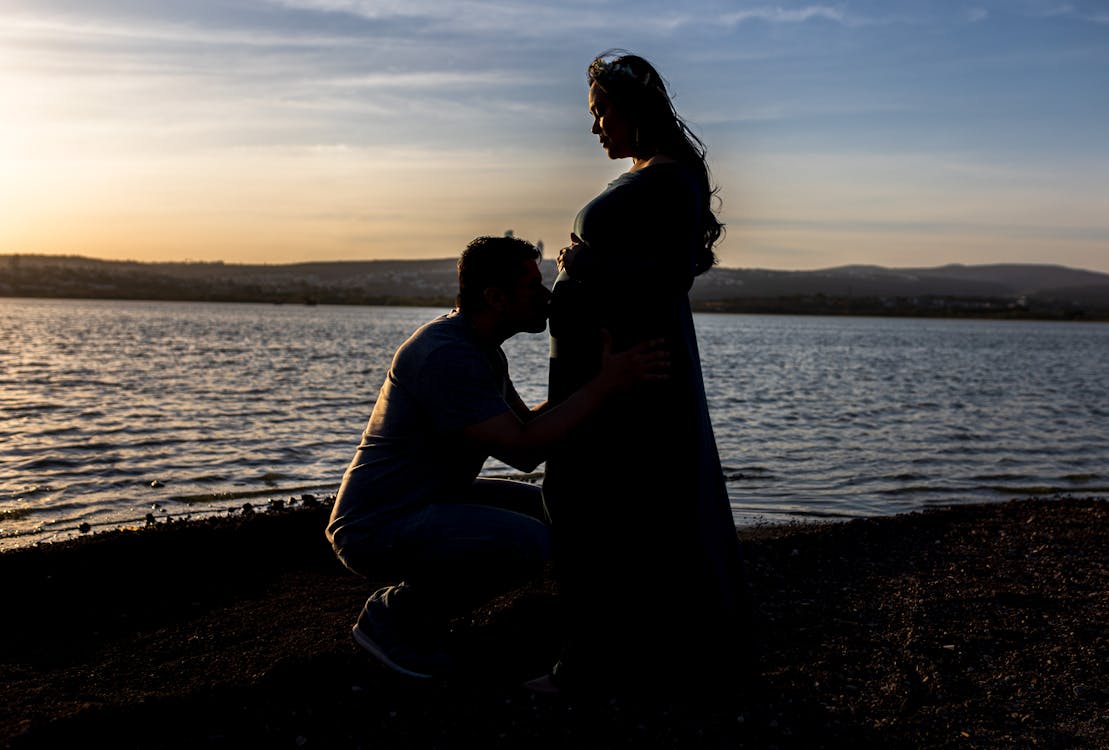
[3,253,1108,321]
[3,292,1107,323]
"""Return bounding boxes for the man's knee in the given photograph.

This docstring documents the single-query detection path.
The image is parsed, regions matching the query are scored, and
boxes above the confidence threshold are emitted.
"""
[467,478,547,521]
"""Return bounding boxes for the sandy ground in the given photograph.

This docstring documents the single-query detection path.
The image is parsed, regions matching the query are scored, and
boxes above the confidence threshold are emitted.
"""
[1,496,1105,749]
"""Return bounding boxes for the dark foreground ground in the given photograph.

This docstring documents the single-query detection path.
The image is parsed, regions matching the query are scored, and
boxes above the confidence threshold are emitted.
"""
[1,496,1105,749]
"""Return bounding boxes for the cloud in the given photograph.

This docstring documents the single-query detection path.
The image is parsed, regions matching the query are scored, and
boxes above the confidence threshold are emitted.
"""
[265,0,421,15]
[720,5,848,27]
[1019,1,1109,23]
[265,0,590,36]
[0,13,364,55]
[323,69,539,90]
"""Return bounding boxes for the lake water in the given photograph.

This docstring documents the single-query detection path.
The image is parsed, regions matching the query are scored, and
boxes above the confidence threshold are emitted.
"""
[2,297,1107,551]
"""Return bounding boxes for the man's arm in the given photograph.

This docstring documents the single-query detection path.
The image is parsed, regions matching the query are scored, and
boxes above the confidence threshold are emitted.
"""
[463,335,668,472]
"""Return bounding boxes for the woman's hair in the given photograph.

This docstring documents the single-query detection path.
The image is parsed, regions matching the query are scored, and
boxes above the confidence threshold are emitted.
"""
[587,49,724,275]
[456,234,542,311]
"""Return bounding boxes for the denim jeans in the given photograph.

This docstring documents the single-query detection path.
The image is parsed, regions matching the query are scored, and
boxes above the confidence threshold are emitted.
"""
[332,478,551,633]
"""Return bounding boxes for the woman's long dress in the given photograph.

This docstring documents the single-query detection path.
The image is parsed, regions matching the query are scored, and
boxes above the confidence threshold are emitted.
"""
[544,162,748,688]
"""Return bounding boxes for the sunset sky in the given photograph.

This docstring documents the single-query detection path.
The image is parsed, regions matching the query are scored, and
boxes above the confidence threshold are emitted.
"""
[2,1,1107,272]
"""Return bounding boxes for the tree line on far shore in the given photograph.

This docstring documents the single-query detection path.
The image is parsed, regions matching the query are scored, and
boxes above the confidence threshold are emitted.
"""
[2,253,1107,321]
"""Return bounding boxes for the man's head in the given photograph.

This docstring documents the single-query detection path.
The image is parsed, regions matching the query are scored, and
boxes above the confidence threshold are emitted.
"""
[456,235,549,335]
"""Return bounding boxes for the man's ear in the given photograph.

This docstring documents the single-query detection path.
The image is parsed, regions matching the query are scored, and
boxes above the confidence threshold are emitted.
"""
[482,286,507,311]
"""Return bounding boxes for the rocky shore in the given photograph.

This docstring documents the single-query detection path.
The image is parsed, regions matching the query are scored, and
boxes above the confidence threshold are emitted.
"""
[1,496,1105,749]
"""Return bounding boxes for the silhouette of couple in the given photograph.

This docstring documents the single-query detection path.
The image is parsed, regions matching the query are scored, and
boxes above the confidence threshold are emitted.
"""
[326,50,749,697]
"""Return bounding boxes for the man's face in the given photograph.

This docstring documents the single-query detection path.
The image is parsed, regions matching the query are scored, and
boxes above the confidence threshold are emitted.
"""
[504,259,550,334]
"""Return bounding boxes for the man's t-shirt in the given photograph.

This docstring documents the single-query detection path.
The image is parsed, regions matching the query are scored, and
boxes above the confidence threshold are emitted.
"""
[325,311,517,544]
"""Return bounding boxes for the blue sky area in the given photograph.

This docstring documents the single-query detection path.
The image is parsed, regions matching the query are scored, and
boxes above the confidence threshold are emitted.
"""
[2,0,1107,272]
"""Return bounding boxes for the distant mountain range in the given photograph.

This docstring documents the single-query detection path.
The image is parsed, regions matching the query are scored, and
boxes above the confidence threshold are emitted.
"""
[3,254,1108,320]
[689,262,1109,318]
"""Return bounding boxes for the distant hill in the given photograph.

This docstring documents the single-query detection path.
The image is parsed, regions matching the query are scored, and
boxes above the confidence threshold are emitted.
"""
[2,254,1108,320]
[690,262,1109,319]
[0,255,464,308]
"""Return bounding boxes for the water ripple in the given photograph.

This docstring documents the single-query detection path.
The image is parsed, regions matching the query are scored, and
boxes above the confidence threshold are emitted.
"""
[3,300,1108,549]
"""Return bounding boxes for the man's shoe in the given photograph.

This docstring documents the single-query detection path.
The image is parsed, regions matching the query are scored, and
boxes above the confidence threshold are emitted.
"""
[522,673,562,695]
[351,608,452,680]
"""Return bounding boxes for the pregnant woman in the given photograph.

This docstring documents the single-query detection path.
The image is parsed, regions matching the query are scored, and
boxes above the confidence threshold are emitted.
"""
[538,50,751,696]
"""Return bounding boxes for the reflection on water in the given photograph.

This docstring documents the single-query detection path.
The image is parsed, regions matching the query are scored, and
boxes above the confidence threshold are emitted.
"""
[2,298,1108,549]
[692,314,1109,523]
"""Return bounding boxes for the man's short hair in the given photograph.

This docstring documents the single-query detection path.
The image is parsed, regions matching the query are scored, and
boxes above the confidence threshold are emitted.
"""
[456,235,542,312]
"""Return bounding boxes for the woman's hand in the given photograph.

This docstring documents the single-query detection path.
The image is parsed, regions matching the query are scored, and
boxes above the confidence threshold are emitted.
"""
[557,233,586,273]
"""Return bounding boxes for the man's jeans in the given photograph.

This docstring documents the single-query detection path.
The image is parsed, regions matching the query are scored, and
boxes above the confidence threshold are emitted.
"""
[332,478,551,635]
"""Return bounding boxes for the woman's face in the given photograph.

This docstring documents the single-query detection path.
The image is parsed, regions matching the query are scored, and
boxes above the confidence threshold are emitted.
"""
[588,81,635,160]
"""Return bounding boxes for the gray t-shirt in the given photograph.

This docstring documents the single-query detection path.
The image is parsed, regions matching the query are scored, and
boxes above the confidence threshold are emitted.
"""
[326,311,517,544]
